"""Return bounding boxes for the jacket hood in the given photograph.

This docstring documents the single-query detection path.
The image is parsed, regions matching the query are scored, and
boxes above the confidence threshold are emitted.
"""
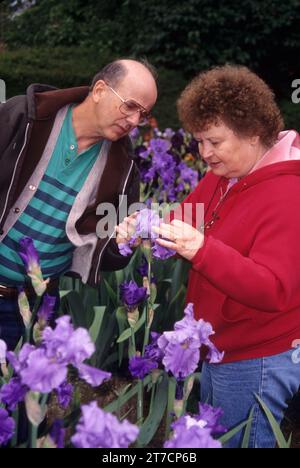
[26,83,90,121]
[251,130,300,172]
[227,130,300,193]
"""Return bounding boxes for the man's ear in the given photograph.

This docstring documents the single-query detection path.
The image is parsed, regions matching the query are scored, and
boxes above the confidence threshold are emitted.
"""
[92,80,106,103]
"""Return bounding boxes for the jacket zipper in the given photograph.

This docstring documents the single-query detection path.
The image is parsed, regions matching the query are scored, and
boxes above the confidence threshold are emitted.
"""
[93,159,135,284]
[0,123,30,227]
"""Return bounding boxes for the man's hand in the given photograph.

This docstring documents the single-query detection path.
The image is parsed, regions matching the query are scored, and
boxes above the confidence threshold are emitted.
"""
[153,219,204,261]
[115,212,138,244]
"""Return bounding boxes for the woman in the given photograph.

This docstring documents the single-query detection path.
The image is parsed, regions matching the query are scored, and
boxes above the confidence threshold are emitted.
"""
[118,65,300,448]
[157,65,300,448]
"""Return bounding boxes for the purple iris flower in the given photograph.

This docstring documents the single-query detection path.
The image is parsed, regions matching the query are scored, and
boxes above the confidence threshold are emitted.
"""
[134,144,149,159]
[163,128,175,139]
[50,420,65,449]
[119,280,148,310]
[164,415,222,448]
[171,131,184,150]
[129,128,140,141]
[177,162,198,189]
[71,402,139,448]
[6,343,36,374]
[188,138,199,156]
[149,138,171,155]
[135,208,160,240]
[37,294,56,325]
[0,377,28,411]
[152,242,175,260]
[174,303,224,364]
[56,381,74,409]
[118,209,175,260]
[7,316,110,394]
[158,330,200,379]
[19,237,40,272]
[19,237,49,296]
[77,364,111,387]
[0,408,15,446]
[142,166,156,183]
[7,343,67,394]
[197,403,227,435]
[158,304,224,379]
[134,128,201,205]
[42,316,95,367]
[144,332,163,361]
[20,347,67,393]
[129,332,163,379]
[118,243,134,257]
[129,355,158,379]
[136,256,149,277]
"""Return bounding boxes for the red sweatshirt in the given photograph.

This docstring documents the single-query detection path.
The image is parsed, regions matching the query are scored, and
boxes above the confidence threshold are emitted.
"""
[180,131,300,362]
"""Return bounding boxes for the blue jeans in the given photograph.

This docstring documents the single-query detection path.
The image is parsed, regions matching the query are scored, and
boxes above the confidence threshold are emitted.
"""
[201,349,300,448]
[0,289,60,351]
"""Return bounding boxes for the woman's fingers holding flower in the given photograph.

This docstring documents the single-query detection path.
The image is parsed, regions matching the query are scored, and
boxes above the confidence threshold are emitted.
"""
[153,220,204,261]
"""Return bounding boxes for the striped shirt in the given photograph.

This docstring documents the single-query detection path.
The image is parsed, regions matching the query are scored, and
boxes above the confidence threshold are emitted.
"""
[0,105,101,285]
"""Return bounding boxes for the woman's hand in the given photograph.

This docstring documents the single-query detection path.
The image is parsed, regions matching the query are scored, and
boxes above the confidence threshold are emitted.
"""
[115,213,138,245]
[153,219,204,261]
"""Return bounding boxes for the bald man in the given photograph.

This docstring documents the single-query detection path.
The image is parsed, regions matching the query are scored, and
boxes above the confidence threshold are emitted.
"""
[0,59,157,349]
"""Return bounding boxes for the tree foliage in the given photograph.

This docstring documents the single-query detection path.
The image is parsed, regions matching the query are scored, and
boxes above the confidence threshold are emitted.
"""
[4,0,300,91]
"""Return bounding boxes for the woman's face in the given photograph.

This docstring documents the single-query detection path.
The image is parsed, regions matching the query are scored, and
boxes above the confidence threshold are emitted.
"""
[194,121,265,179]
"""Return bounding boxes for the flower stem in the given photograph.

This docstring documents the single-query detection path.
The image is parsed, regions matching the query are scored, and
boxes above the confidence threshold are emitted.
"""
[137,379,144,424]
[30,296,42,328]
[11,408,19,447]
[30,424,38,448]
[142,257,153,355]
[129,328,136,358]
[29,393,48,448]
[165,376,177,441]
[148,381,156,415]
[142,326,150,356]
[25,296,42,343]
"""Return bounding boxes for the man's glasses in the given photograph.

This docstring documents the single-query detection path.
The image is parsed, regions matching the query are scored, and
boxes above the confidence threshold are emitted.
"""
[106,84,151,126]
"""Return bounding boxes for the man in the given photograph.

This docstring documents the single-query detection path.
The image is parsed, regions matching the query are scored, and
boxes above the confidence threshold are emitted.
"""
[0,58,157,349]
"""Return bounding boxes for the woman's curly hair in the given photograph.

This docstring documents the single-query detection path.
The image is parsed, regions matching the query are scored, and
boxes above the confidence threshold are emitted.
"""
[177,65,284,147]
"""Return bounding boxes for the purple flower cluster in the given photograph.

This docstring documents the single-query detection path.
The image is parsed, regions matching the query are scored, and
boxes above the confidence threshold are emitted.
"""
[118,209,175,260]
[71,401,139,448]
[157,303,224,379]
[129,332,163,379]
[128,305,223,381]
[2,316,111,397]
[133,129,200,204]
[129,356,158,379]
[19,237,49,296]
[50,420,65,449]
[37,294,56,325]
[0,408,15,446]
[197,403,227,435]
[56,381,74,409]
[0,377,27,411]
[164,411,222,448]
[119,280,148,311]
[19,237,40,273]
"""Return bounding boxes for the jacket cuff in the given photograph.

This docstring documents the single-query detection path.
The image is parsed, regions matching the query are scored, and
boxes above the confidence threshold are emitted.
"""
[190,235,211,270]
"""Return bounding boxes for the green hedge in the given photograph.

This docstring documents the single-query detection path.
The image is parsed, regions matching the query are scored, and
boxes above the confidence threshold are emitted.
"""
[0,46,115,97]
[0,47,299,131]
